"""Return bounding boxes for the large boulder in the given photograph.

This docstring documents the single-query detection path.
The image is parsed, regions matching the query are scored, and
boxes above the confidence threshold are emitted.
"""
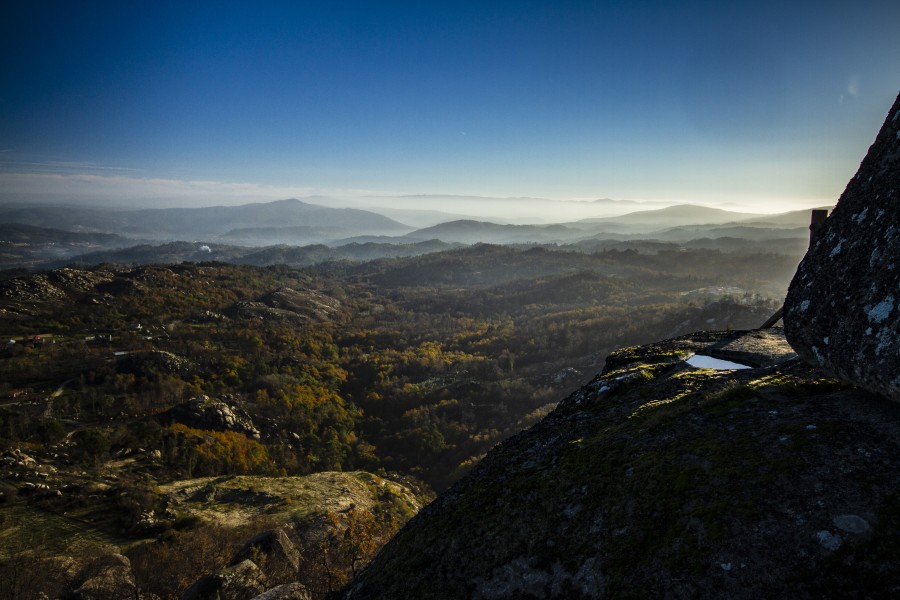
[69,554,137,600]
[784,92,900,401]
[166,395,261,439]
[181,559,267,600]
[231,528,301,578]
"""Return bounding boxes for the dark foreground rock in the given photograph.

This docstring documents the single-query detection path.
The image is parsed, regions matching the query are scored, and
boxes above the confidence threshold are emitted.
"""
[343,329,900,599]
[784,92,900,401]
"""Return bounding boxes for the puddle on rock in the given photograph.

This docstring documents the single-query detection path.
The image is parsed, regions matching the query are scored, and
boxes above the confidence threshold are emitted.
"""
[685,354,751,370]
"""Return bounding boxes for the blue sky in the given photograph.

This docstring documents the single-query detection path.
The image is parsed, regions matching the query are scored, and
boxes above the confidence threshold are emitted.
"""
[1,1,898,216]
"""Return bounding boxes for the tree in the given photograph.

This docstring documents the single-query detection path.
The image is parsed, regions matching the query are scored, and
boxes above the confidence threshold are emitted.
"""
[36,419,65,447]
[74,428,110,464]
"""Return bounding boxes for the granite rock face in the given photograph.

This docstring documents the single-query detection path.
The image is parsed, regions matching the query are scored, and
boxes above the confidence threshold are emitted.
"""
[784,92,900,401]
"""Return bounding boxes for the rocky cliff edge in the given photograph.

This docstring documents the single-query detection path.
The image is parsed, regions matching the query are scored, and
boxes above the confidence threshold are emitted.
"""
[343,328,900,599]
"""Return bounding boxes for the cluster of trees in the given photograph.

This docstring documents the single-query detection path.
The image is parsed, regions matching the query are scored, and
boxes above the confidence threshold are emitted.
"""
[164,424,273,476]
[331,248,786,488]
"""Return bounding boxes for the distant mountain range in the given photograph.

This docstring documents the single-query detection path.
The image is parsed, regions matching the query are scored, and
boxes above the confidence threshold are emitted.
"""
[0,199,413,240]
[362,194,670,224]
[403,220,580,244]
[577,204,761,226]
[0,199,832,270]
[395,205,830,245]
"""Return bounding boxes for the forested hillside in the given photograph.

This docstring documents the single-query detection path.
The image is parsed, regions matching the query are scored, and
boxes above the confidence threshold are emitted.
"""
[1,245,793,490]
[0,242,798,597]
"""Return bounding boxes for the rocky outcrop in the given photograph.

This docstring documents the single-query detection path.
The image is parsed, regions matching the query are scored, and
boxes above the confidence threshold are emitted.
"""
[117,349,197,378]
[158,471,425,598]
[166,395,261,439]
[261,287,342,319]
[784,92,900,401]
[343,329,900,598]
[69,554,137,600]
[227,287,341,324]
[231,528,301,577]
[250,583,311,600]
[180,526,334,600]
[182,559,267,600]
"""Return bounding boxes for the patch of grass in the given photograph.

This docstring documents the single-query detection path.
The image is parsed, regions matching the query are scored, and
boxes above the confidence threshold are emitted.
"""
[777,376,851,397]
[748,372,850,397]
[699,380,756,415]
[0,503,127,556]
[173,513,203,530]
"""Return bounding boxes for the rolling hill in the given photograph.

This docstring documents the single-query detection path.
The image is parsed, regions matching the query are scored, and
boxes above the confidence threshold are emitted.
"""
[403,220,581,244]
[576,204,761,228]
[0,198,414,240]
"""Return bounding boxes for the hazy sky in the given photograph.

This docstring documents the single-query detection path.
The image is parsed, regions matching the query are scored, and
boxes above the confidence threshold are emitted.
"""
[1,1,898,215]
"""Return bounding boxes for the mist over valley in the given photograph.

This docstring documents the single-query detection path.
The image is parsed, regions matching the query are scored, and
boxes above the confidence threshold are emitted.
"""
[0,197,825,271]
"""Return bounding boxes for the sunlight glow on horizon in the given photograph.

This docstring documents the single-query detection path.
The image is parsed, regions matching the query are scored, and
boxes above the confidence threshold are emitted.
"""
[0,2,897,220]
[0,169,835,222]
